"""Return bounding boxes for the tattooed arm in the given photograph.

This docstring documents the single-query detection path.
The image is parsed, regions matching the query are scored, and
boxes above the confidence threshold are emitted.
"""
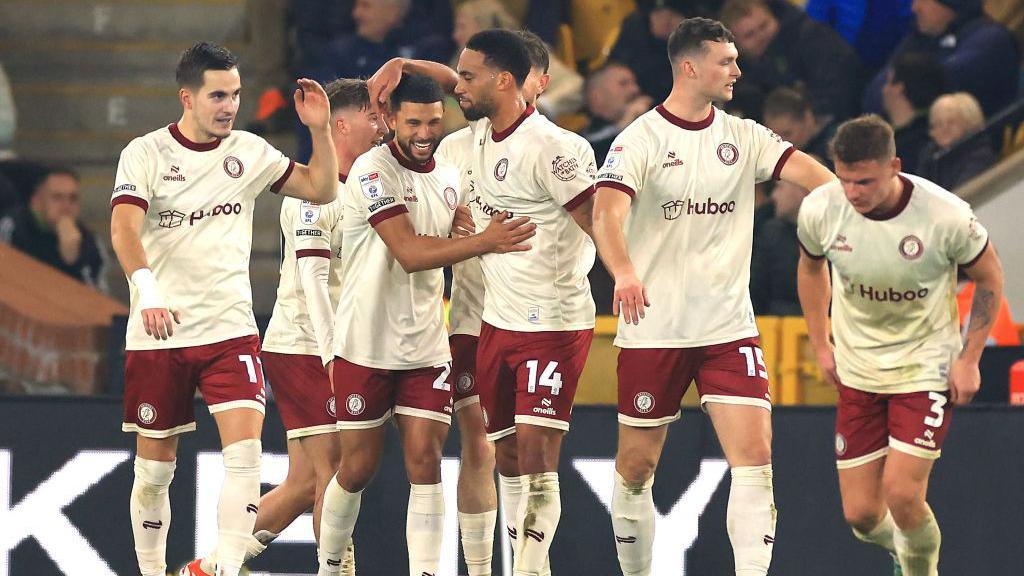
[949,244,1004,405]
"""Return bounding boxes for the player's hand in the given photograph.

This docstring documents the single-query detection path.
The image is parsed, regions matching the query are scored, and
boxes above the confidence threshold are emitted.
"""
[814,344,843,388]
[141,308,181,341]
[452,205,476,237]
[612,271,650,325]
[367,58,405,117]
[948,357,980,405]
[481,211,536,253]
[293,78,331,130]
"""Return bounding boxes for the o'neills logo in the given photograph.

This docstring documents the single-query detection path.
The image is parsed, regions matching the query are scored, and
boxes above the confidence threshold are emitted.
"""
[856,284,929,302]
[662,198,736,220]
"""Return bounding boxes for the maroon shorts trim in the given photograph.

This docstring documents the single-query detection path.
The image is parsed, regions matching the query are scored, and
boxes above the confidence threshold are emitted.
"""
[331,357,453,429]
[263,352,336,439]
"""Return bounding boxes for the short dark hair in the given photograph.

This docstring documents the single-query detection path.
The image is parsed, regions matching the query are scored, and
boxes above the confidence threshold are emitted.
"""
[324,78,370,113]
[465,29,532,86]
[175,42,238,89]
[31,165,79,197]
[719,0,767,28]
[829,115,896,164]
[891,53,946,110]
[667,17,736,63]
[763,87,812,121]
[390,73,445,109]
[515,29,550,74]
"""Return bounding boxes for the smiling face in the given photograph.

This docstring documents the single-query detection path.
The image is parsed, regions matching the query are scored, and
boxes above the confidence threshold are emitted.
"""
[684,40,742,103]
[181,68,241,140]
[391,101,444,163]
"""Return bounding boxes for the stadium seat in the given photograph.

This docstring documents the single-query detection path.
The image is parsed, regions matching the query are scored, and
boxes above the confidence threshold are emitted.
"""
[569,0,634,71]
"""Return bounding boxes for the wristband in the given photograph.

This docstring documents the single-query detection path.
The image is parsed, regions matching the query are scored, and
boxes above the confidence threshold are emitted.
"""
[131,268,166,310]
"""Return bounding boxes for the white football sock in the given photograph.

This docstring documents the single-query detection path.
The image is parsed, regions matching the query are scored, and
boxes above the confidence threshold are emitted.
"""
[130,457,175,576]
[215,439,262,576]
[459,510,497,576]
[408,483,445,576]
[894,508,941,576]
[852,511,896,553]
[513,473,560,576]
[498,474,523,545]
[611,472,655,576]
[727,465,777,576]
[318,475,362,576]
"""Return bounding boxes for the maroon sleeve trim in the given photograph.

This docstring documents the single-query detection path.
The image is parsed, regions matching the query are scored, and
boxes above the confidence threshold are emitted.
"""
[368,204,409,227]
[270,159,296,194]
[564,185,597,211]
[960,239,990,268]
[596,180,636,198]
[798,239,826,260]
[772,146,796,181]
[296,249,332,259]
[111,195,149,212]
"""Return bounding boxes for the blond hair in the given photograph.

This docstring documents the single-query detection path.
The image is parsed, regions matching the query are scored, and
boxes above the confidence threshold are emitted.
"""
[930,92,986,134]
[456,0,519,33]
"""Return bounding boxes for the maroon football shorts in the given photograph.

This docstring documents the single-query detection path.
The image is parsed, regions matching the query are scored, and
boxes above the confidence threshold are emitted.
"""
[616,336,772,427]
[262,351,336,439]
[331,357,453,429]
[122,335,266,438]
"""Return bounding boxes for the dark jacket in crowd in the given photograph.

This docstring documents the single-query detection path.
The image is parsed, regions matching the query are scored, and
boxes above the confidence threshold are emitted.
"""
[732,1,865,123]
[0,206,107,290]
[609,11,674,101]
[580,116,621,167]
[917,137,998,191]
[805,0,913,69]
[894,113,932,174]
[864,11,1021,116]
[750,216,802,316]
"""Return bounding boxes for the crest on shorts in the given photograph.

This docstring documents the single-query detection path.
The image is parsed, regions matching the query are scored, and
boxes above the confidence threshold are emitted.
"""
[326,397,337,418]
[345,394,365,416]
[456,372,475,394]
[633,392,655,414]
[138,403,157,425]
[494,158,509,181]
[300,200,321,225]
[716,143,739,166]
[899,235,923,260]
[551,155,579,182]
[834,433,847,456]
[443,187,458,210]
[223,156,244,178]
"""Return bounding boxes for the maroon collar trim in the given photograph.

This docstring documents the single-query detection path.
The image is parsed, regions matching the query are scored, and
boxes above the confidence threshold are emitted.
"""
[865,175,913,221]
[339,172,348,183]
[388,140,435,173]
[491,104,535,142]
[655,105,715,131]
[168,123,221,151]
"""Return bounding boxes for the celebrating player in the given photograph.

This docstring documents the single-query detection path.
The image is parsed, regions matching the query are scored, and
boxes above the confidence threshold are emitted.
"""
[110,42,338,576]
[591,18,833,576]
[316,74,535,576]
[797,115,1003,576]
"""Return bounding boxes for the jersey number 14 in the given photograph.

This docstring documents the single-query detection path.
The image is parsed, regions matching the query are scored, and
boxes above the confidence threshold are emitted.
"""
[526,360,563,396]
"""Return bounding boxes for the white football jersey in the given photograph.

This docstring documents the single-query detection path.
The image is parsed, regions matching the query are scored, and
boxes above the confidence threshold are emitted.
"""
[798,173,989,394]
[436,126,485,337]
[333,142,462,369]
[111,124,293,350]
[468,106,598,332]
[595,106,794,348]
[263,177,345,357]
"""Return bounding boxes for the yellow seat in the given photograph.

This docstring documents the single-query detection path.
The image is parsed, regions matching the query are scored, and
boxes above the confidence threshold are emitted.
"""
[569,0,635,70]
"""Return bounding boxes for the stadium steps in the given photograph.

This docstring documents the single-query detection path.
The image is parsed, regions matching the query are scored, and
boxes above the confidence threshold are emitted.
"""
[0,0,292,314]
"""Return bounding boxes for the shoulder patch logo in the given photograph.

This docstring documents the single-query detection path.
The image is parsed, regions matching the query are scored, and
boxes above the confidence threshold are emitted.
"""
[300,200,321,225]
[551,155,579,182]
[223,156,244,178]
[494,158,509,181]
[604,146,623,169]
[360,172,384,199]
[717,143,739,166]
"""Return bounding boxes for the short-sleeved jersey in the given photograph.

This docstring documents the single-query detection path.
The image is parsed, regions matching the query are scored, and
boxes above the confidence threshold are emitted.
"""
[797,173,989,394]
[595,106,794,348]
[333,142,462,369]
[111,123,294,350]
[468,105,598,332]
[263,177,346,357]
[436,126,485,337]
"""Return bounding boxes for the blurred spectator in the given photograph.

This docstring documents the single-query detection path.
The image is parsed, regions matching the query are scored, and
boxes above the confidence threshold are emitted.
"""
[720,0,865,123]
[0,62,15,160]
[581,63,653,164]
[514,29,585,120]
[0,167,107,291]
[881,52,946,174]
[288,0,355,76]
[805,0,914,70]
[762,87,831,162]
[863,0,1020,117]
[985,0,1024,50]
[750,179,807,316]
[608,0,688,101]
[917,92,997,189]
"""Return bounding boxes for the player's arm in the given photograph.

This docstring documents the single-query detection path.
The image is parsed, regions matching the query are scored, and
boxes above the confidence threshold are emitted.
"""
[110,203,179,340]
[796,250,841,387]
[278,79,339,204]
[374,210,535,273]
[367,57,459,111]
[779,149,835,192]
[593,186,649,325]
[567,193,595,238]
[297,256,335,366]
[951,244,1004,405]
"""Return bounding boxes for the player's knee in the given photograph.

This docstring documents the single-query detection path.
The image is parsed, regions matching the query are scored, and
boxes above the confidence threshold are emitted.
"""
[133,457,176,495]
[461,435,495,471]
[844,508,885,534]
[882,478,924,517]
[223,439,261,475]
[339,462,377,492]
[616,450,658,485]
[404,444,443,483]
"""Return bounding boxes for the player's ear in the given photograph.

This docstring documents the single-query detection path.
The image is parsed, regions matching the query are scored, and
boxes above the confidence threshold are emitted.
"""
[179,87,192,110]
[538,73,551,94]
[891,156,902,175]
[497,70,516,92]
